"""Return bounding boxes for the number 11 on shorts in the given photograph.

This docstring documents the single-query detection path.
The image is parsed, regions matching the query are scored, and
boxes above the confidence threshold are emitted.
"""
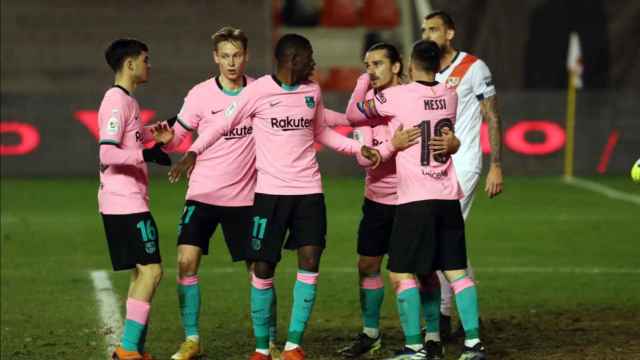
[251,216,267,250]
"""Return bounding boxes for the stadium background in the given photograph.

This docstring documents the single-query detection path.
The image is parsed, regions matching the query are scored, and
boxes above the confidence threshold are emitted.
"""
[2,0,639,176]
[2,1,639,359]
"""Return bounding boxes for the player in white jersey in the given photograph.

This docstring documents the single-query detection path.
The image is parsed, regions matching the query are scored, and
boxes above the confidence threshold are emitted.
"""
[422,11,504,340]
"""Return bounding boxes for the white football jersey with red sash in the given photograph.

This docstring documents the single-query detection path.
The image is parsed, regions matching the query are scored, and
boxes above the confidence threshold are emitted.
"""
[435,51,496,174]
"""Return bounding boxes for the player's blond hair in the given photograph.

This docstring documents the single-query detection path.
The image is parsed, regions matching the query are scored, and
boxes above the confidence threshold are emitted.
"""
[212,26,248,52]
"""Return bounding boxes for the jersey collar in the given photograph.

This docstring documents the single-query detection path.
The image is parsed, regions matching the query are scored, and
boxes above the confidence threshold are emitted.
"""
[215,75,247,96]
[416,80,439,87]
[112,85,131,96]
[438,51,460,74]
[271,74,300,91]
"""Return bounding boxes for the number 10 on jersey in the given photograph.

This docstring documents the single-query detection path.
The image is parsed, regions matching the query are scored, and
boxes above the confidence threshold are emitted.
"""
[417,118,453,166]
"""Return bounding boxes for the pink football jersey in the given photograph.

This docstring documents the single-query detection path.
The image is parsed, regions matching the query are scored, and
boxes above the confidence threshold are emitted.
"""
[189,75,361,195]
[349,81,463,204]
[166,76,256,206]
[97,86,149,214]
[351,89,397,205]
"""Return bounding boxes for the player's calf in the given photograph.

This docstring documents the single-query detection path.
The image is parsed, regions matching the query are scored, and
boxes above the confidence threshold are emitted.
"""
[389,274,423,355]
[132,263,163,299]
[443,270,482,352]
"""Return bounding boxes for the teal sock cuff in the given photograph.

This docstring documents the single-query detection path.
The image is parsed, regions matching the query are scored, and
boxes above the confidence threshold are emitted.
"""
[465,328,480,340]
[406,334,424,346]
[251,287,274,344]
[255,336,270,350]
[178,283,201,338]
[121,319,145,351]
[454,285,480,340]
[287,330,303,345]
[287,279,317,345]
[361,287,384,329]
[396,287,422,347]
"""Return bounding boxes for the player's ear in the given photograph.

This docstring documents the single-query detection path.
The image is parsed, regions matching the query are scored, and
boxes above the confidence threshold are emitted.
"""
[125,57,135,72]
[446,28,455,42]
[213,50,220,65]
[392,62,401,76]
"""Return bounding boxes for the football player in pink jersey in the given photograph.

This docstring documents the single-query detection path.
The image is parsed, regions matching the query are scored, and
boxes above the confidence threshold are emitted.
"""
[347,40,486,360]
[169,34,380,360]
[338,43,422,358]
[98,39,173,360]
[158,27,261,360]
[422,11,504,342]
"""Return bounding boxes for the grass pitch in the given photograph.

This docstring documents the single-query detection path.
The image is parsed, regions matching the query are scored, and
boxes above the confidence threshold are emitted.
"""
[1,176,639,359]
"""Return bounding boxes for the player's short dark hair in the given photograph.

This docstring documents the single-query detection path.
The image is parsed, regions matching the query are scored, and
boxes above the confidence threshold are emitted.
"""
[274,33,312,62]
[367,42,404,76]
[411,40,441,73]
[425,10,456,30]
[104,39,148,72]
[212,26,248,51]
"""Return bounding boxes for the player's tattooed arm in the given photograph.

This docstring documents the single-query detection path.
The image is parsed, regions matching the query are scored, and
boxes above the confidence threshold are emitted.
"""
[480,95,504,198]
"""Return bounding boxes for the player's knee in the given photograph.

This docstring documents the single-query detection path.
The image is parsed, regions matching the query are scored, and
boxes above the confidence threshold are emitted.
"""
[138,263,163,287]
[177,255,198,276]
[358,256,382,275]
[298,255,320,272]
[443,269,466,283]
[388,271,402,284]
[253,261,275,279]
[388,272,415,290]
[297,246,322,272]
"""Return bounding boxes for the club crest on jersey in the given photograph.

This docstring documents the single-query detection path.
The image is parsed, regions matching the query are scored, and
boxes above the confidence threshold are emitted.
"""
[107,116,119,134]
[375,91,387,104]
[352,129,363,144]
[305,96,315,108]
[446,77,461,88]
[225,101,238,117]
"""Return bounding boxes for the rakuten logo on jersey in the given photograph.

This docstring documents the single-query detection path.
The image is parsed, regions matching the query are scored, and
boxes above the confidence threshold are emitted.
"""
[421,168,448,180]
[223,125,253,140]
[270,116,312,131]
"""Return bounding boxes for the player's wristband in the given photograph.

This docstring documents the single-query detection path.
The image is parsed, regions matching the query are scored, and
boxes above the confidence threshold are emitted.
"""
[166,115,178,127]
[142,143,172,166]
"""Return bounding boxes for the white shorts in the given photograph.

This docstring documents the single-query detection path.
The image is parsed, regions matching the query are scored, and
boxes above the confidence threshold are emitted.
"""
[458,171,480,221]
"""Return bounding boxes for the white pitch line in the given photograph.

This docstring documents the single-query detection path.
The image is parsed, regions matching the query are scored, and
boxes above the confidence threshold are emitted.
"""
[564,176,640,205]
[163,266,640,275]
[90,270,122,359]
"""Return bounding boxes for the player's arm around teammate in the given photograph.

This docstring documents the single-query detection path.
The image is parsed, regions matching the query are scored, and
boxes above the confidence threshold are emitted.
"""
[160,27,263,360]
[339,43,421,358]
